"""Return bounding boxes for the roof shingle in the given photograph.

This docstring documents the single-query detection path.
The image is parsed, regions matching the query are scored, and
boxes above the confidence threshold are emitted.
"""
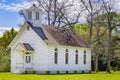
[27,22,90,48]
[20,43,34,51]
[42,25,90,48]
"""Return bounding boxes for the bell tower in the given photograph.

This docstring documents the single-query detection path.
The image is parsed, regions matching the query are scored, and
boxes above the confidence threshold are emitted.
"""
[22,4,42,27]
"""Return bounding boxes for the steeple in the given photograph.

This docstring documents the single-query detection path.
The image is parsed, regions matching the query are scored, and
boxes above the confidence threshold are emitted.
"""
[22,4,42,27]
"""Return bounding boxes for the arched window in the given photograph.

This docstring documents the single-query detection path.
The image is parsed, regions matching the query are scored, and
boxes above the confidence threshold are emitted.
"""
[75,50,78,64]
[66,49,68,52]
[84,50,86,64]
[84,50,86,54]
[65,49,68,64]
[54,48,58,64]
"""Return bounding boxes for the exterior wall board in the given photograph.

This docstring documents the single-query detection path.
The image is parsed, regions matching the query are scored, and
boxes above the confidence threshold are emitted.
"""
[48,46,91,72]
[11,26,48,73]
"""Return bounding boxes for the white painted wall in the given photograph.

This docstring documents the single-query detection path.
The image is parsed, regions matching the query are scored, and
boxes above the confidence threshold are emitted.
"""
[11,25,48,73]
[48,46,91,73]
[11,50,25,73]
[11,24,91,74]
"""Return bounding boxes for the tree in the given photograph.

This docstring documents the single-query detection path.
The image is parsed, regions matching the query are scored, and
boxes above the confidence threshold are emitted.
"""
[80,0,120,73]
[101,0,120,73]
[0,28,17,71]
[0,47,10,71]
[80,0,103,42]
[80,0,105,72]
[0,28,17,48]
[35,0,84,27]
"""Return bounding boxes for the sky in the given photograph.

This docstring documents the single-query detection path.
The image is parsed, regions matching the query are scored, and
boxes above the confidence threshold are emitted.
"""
[0,0,32,36]
[0,0,120,37]
[0,0,87,37]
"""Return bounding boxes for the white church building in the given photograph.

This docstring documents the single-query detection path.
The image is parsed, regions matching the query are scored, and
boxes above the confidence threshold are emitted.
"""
[9,5,91,74]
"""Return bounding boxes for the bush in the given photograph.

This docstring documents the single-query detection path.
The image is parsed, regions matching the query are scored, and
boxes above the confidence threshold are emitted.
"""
[0,47,10,72]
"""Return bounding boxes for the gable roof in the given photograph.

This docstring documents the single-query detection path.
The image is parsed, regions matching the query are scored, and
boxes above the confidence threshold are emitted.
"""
[26,4,42,11]
[20,43,34,51]
[9,21,90,48]
[27,22,47,40]
[13,43,34,51]
[27,22,90,48]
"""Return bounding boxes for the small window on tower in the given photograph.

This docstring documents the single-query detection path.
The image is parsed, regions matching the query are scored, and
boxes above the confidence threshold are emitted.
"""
[28,12,32,20]
[36,12,39,20]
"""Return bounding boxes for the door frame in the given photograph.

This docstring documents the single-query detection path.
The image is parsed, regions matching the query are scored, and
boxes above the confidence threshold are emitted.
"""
[24,51,33,69]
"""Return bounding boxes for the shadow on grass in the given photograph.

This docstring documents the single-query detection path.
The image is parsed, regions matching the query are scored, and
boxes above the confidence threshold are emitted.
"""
[19,72,95,76]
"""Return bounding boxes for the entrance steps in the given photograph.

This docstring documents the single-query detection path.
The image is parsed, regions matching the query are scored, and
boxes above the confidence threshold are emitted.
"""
[25,68,35,74]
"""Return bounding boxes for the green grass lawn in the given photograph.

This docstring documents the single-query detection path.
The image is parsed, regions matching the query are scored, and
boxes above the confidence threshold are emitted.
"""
[0,72,120,80]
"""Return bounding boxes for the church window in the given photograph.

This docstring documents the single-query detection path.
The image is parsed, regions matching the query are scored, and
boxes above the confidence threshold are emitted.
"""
[25,52,31,63]
[54,48,58,64]
[28,12,32,20]
[36,12,39,20]
[84,50,86,64]
[65,49,68,64]
[75,50,78,64]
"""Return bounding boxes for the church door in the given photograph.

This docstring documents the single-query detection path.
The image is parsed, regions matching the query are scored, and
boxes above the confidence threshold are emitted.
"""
[24,52,32,69]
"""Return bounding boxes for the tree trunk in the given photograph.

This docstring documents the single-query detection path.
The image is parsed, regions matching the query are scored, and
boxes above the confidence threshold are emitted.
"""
[95,55,99,72]
[94,24,100,72]
[106,28,112,73]
[88,14,93,43]
[88,24,92,42]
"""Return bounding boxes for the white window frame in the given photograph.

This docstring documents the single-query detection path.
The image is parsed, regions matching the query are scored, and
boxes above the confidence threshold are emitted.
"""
[25,52,32,63]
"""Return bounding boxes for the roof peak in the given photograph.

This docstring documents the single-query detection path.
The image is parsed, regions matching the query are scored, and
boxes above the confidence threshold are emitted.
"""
[33,3,36,7]
[27,4,41,11]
